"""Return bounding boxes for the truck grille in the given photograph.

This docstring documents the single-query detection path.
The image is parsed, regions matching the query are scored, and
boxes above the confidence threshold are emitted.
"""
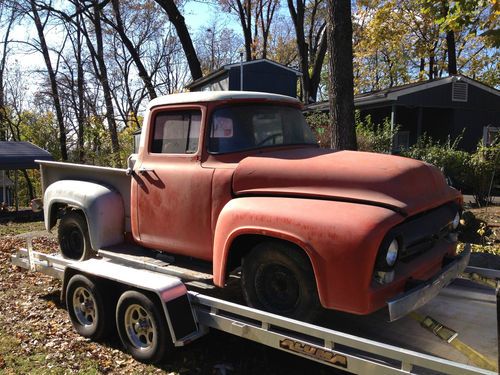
[396,203,458,262]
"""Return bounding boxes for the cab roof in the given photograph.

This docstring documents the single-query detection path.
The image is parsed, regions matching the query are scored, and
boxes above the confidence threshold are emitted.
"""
[147,91,301,109]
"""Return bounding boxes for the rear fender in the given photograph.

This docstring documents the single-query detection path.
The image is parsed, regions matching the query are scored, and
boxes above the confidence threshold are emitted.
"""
[44,180,125,250]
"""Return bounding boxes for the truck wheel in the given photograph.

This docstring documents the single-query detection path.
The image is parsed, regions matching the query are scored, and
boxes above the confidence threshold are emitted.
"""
[116,291,172,364]
[66,274,110,340]
[242,241,321,322]
[58,211,93,261]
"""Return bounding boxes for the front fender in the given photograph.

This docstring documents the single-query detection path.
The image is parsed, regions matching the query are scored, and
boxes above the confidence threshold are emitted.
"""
[44,180,125,250]
[213,197,401,310]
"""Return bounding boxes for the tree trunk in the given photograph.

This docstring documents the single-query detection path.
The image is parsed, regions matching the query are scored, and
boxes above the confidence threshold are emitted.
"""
[327,0,357,151]
[91,1,120,165]
[21,170,34,201]
[154,0,202,80]
[446,30,457,75]
[30,0,68,160]
[75,6,85,163]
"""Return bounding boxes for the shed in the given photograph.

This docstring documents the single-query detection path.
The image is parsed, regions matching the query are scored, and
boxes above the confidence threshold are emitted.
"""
[186,59,302,98]
[305,75,500,151]
[0,141,53,208]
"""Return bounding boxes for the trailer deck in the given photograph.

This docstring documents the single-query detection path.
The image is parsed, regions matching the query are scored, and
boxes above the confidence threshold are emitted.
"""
[11,244,499,375]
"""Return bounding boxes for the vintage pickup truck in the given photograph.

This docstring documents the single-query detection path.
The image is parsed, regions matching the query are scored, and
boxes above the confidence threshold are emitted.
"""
[40,91,470,322]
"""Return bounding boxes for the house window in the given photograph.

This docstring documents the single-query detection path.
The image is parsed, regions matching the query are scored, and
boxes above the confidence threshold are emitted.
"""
[394,131,410,150]
[452,81,468,102]
[483,126,499,145]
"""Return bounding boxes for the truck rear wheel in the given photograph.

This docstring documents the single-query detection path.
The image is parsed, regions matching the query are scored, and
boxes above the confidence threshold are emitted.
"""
[58,211,93,261]
[242,241,321,322]
[66,274,110,340]
[116,291,172,364]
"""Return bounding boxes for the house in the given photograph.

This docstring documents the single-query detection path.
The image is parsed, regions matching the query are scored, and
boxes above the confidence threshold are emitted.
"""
[305,75,500,151]
[185,59,301,98]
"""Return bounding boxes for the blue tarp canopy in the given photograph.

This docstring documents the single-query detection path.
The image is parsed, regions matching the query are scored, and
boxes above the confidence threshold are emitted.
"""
[0,141,53,170]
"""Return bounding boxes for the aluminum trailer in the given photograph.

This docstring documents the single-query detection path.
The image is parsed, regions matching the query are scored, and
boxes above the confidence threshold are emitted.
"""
[11,245,499,375]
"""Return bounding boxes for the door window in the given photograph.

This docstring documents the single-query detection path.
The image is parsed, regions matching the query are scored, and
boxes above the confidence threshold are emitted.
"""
[151,111,201,154]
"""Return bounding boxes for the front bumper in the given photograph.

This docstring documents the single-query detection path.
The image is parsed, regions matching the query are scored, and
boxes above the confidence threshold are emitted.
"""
[387,244,471,322]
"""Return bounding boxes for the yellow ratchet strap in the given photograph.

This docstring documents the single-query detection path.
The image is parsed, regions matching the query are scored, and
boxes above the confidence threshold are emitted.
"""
[409,312,497,372]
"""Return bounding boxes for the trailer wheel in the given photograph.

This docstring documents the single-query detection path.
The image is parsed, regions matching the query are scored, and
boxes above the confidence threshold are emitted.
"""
[116,291,172,363]
[242,241,320,322]
[58,211,93,261]
[66,274,110,340]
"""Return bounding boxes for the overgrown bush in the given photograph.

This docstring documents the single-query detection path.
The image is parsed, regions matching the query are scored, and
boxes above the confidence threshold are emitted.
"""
[468,141,499,206]
[402,135,470,189]
[304,110,398,153]
[304,111,331,147]
[355,112,397,154]
[402,135,499,206]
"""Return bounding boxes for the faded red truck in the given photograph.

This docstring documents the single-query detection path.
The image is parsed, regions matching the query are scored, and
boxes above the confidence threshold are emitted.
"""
[40,91,469,322]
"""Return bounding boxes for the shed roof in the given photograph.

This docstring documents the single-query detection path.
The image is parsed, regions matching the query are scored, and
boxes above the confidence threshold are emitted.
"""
[0,141,53,170]
[186,59,302,90]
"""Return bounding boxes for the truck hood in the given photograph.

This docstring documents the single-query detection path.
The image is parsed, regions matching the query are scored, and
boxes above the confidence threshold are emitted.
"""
[232,148,460,216]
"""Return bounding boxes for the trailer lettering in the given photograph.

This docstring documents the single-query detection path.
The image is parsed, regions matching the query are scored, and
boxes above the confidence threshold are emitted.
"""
[280,339,347,368]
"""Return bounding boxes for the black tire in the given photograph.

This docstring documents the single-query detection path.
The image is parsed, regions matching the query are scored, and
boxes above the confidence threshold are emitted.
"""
[58,211,93,261]
[116,291,172,364]
[66,274,110,340]
[241,241,321,322]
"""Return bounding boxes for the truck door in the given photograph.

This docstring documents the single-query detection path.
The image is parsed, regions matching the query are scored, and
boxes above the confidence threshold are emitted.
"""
[134,107,214,261]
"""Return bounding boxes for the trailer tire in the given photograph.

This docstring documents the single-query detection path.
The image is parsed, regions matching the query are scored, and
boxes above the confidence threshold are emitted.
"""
[66,274,110,340]
[116,291,172,364]
[58,211,93,261]
[242,241,321,322]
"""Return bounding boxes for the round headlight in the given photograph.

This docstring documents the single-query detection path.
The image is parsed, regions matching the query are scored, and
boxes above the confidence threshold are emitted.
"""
[386,239,399,267]
[452,212,460,230]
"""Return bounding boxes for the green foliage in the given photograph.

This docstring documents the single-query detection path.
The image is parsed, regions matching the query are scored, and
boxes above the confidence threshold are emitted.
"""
[468,140,500,206]
[355,111,397,153]
[402,135,500,206]
[305,110,398,153]
[402,134,470,187]
[304,111,331,147]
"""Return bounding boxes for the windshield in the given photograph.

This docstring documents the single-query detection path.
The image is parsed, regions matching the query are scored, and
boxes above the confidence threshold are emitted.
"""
[208,105,317,154]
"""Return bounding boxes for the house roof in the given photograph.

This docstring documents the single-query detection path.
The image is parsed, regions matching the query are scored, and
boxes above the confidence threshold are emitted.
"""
[0,141,53,170]
[305,75,500,112]
[148,91,300,109]
[186,59,302,90]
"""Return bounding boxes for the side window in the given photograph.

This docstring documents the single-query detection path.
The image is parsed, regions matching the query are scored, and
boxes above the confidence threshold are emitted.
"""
[151,111,201,154]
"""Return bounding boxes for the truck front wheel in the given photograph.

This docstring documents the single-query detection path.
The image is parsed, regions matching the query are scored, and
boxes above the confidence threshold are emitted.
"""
[58,211,93,261]
[241,241,321,322]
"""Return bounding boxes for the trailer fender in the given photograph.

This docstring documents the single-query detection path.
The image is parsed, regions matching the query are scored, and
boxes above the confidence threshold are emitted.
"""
[44,179,125,250]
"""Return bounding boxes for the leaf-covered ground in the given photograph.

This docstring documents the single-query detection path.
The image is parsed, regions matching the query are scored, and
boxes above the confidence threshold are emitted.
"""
[0,220,336,375]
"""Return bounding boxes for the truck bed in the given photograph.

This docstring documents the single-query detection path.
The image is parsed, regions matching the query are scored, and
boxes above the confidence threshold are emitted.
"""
[38,160,131,230]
